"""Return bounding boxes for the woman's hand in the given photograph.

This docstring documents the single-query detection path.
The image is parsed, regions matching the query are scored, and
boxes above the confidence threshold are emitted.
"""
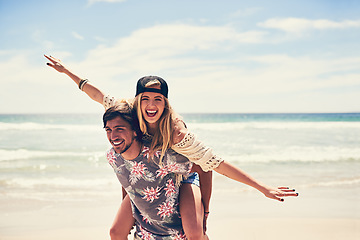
[262,186,299,202]
[44,54,105,105]
[44,55,67,73]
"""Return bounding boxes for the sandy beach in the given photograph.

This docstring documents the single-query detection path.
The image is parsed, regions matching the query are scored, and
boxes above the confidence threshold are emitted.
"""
[1,174,359,240]
[2,213,358,240]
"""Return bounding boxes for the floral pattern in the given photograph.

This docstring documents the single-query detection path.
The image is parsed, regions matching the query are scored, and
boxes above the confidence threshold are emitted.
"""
[156,166,169,178]
[107,144,192,240]
[142,186,161,203]
[129,161,148,184]
[106,150,117,168]
[142,146,161,159]
[164,179,176,198]
[138,225,156,240]
[157,201,175,220]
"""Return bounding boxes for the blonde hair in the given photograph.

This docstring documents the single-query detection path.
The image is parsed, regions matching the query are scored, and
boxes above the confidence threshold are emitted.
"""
[133,92,174,163]
[133,80,186,185]
[144,80,161,88]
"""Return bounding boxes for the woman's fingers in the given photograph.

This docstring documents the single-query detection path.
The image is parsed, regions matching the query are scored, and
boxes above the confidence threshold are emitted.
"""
[44,54,55,63]
[278,191,299,197]
[44,54,61,64]
[275,188,299,202]
[282,189,297,193]
[284,191,299,197]
[278,187,298,193]
[267,187,299,202]
[44,54,66,72]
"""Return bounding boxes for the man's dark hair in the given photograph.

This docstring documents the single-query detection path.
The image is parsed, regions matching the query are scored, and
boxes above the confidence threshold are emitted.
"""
[103,103,142,141]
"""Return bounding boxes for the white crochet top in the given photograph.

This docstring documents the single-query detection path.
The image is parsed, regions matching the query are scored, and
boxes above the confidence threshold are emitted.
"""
[103,95,224,172]
[171,132,223,172]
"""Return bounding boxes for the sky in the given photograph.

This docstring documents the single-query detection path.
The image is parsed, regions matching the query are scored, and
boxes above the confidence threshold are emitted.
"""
[1,0,360,114]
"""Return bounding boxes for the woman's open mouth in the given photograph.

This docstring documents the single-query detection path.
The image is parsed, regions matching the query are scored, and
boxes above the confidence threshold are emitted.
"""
[146,110,157,117]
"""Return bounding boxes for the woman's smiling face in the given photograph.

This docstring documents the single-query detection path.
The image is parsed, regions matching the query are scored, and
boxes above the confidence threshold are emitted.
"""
[140,91,166,126]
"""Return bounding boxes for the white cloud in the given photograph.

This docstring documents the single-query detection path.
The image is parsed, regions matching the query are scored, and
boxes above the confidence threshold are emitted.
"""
[81,24,266,73]
[1,22,359,113]
[241,55,360,93]
[72,23,360,98]
[258,18,360,34]
[72,31,84,40]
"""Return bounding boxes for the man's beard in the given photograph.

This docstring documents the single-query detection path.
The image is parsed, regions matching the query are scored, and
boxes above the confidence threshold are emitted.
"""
[117,136,136,154]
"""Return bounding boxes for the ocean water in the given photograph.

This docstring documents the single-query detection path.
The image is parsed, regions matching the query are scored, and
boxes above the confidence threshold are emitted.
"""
[1,113,359,217]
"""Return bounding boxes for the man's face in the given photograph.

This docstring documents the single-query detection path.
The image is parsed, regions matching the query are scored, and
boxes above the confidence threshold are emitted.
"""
[105,116,137,154]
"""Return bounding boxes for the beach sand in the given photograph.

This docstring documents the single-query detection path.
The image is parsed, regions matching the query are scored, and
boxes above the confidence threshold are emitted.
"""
[205,192,359,240]
[1,205,358,240]
[1,175,359,240]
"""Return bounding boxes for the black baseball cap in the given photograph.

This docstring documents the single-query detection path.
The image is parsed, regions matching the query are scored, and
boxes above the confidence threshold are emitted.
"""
[135,76,169,98]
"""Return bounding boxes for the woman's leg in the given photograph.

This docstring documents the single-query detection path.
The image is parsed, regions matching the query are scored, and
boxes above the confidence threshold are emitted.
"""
[193,164,212,232]
[109,195,135,240]
[180,181,209,240]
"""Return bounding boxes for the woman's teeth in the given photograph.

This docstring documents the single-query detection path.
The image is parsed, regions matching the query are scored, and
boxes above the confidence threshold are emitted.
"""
[146,110,157,117]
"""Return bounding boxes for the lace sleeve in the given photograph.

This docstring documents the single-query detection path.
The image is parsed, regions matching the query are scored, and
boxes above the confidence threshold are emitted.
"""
[171,132,224,172]
[103,95,117,110]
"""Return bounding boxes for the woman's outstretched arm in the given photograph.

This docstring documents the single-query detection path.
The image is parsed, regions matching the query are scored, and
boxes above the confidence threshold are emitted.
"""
[171,129,298,202]
[214,161,298,202]
[44,55,105,105]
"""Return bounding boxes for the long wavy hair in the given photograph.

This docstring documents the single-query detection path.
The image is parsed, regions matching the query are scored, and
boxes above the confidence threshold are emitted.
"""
[133,89,174,165]
[133,80,187,185]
